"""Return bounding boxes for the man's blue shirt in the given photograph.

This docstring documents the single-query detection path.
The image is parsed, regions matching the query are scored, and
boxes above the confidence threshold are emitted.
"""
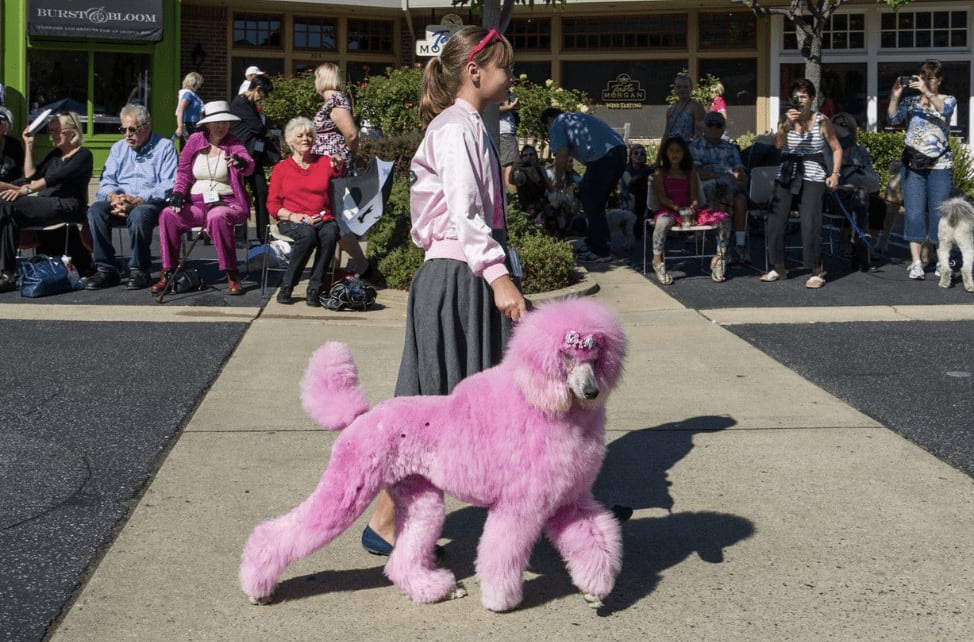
[96,133,177,205]
[548,112,625,165]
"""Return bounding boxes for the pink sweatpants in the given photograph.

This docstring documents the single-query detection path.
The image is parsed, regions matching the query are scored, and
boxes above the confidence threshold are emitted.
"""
[159,197,248,271]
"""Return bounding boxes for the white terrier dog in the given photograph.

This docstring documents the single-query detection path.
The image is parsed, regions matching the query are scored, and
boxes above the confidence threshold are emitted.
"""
[937,196,974,292]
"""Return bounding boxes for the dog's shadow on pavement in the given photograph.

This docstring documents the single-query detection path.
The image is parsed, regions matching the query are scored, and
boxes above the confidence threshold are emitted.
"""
[440,415,755,613]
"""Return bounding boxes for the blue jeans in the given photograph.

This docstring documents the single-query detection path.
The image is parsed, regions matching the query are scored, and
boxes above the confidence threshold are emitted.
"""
[87,200,161,273]
[901,165,953,244]
[580,145,627,256]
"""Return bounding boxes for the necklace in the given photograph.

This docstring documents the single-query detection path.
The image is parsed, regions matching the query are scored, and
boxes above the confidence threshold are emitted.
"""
[205,150,221,190]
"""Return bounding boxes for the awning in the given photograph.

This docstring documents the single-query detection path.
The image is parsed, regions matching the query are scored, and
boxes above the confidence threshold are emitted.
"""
[28,0,164,42]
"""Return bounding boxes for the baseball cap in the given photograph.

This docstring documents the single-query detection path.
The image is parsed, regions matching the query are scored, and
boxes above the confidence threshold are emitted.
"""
[703,112,725,126]
[244,65,265,77]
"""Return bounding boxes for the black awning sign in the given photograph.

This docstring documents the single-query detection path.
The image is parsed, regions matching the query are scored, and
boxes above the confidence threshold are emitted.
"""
[28,0,164,42]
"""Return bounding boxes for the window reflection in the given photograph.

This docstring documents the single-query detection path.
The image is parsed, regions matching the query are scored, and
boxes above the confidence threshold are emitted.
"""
[27,50,150,134]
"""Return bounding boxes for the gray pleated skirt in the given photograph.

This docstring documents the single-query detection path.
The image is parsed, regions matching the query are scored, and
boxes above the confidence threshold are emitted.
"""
[394,258,511,397]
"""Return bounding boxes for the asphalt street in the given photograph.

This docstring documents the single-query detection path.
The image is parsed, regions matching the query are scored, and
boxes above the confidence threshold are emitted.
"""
[0,320,248,642]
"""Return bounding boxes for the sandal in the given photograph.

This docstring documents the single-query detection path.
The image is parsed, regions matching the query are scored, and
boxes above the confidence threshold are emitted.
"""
[805,274,826,289]
[760,269,784,282]
[710,253,726,283]
[652,261,673,286]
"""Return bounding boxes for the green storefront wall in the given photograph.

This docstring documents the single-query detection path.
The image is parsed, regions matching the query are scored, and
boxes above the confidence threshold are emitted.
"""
[1,0,182,173]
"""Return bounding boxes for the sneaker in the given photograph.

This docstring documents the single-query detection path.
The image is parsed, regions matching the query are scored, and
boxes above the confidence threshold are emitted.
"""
[908,260,925,280]
[576,250,612,263]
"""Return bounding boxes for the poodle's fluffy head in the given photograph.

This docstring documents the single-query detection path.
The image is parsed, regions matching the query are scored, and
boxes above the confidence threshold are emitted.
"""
[507,297,627,415]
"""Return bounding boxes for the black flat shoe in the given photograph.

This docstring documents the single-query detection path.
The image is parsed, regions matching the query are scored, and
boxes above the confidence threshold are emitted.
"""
[306,288,319,307]
[127,269,150,290]
[0,276,17,293]
[361,526,445,561]
[84,269,120,290]
[277,285,293,305]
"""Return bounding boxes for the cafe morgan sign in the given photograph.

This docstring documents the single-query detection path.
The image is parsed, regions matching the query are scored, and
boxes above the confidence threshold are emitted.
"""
[602,74,646,110]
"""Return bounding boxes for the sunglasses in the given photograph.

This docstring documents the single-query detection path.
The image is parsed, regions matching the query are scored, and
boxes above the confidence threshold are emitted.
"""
[119,124,148,134]
[468,28,503,64]
[631,150,646,156]
[706,122,724,128]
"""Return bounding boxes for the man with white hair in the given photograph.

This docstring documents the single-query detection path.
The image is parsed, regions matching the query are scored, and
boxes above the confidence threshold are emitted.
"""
[85,104,177,290]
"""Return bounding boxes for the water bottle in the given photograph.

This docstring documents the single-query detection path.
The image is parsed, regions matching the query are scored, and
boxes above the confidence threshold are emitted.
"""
[62,255,80,288]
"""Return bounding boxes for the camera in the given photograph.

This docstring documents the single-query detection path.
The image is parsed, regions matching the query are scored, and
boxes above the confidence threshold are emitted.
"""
[791,95,803,110]
[900,75,917,87]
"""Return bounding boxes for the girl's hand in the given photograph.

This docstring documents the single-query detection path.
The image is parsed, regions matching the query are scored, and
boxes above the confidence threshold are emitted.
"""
[826,173,840,191]
[22,130,34,146]
[490,275,528,322]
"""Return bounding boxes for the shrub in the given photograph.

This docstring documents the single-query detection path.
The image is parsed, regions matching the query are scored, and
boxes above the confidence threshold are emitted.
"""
[259,71,319,131]
[513,76,593,142]
[350,65,424,136]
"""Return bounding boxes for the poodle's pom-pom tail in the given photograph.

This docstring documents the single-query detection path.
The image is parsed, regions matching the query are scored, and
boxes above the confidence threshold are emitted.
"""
[939,196,974,229]
[300,342,370,430]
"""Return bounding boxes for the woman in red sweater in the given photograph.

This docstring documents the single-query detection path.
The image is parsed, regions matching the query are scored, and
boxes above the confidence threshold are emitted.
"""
[267,117,340,305]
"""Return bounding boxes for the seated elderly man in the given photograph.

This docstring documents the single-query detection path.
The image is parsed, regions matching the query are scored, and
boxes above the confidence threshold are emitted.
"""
[690,112,750,263]
[85,104,177,290]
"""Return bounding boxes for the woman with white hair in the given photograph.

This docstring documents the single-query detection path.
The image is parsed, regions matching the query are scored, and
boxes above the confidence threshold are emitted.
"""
[267,117,340,305]
[0,111,93,292]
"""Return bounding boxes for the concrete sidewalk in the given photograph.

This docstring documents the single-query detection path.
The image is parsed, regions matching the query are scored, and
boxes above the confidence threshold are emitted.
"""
[50,266,974,641]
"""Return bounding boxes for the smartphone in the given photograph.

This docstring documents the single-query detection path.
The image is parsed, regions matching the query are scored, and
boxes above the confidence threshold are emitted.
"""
[899,75,916,87]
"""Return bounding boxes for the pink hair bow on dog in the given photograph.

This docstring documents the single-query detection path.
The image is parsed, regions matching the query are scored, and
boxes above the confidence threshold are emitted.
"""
[563,331,598,351]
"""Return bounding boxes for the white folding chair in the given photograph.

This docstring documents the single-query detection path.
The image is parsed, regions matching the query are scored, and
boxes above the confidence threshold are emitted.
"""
[642,172,720,275]
[258,222,345,301]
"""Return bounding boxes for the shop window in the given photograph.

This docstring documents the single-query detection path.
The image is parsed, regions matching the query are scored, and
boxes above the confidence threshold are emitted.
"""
[234,14,283,49]
[507,18,551,51]
[699,59,757,107]
[784,13,865,51]
[563,15,686,50]
[699,12,757,50]
[780,63,868,125]
[514,61,552,86]
[347,20,393,52]
[294,17,337,51]
[880,10,966,49]
[346,62,392,85]
[27,49,151,135]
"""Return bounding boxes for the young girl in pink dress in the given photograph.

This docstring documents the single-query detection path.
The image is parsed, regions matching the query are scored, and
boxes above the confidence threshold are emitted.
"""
[649,136,730,285]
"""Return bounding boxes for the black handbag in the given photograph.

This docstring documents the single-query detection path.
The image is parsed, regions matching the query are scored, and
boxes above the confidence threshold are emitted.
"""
[171,268,204,293]
[901,145,943,172]
[319,277,376,311]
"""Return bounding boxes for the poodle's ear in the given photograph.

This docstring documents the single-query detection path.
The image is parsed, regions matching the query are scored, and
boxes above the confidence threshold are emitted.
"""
[513,352,572,415]
[300,342,370,430]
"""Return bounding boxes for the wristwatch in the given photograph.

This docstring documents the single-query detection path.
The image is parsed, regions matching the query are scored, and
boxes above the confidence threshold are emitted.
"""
[24,186,33,195]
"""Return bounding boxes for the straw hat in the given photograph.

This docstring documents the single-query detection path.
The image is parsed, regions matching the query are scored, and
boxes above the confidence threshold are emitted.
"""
[197,101,240,125]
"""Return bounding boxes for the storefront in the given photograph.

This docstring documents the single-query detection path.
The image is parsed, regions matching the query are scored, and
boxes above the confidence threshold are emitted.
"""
[1,0,180,167]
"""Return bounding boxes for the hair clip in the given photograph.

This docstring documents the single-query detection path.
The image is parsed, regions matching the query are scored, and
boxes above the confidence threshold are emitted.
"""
[563,331,598,351]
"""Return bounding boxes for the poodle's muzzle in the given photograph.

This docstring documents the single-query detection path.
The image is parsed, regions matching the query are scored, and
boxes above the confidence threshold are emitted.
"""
[567,358,599,400]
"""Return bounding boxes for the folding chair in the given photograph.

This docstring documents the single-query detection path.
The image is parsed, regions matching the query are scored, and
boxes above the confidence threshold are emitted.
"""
[746,166,777,272]
[18,222,81,257]
[642,172,721,276]
[259,222,345,302]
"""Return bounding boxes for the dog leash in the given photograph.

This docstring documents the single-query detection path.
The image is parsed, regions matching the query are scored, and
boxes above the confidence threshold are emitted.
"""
[830,190,875,252]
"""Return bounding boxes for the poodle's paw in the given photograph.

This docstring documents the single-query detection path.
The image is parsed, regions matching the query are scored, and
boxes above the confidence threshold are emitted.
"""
[939,273,952,288]
[582,592,604,608]
[479,582,523,612]
[247,593,271,606]
[447,581,468,601]
[392,567,460,604]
